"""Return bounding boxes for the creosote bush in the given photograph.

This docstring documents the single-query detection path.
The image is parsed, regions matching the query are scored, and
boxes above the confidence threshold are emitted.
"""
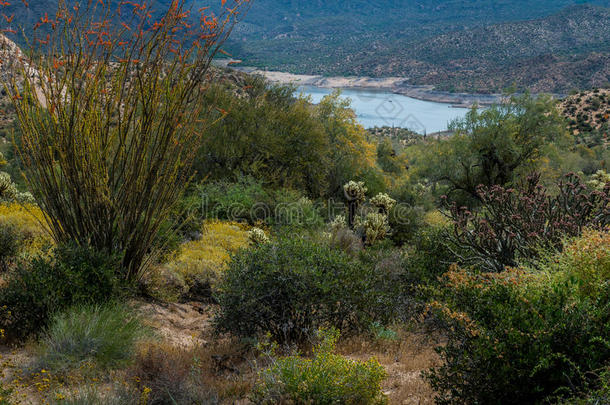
[252,328,387,405]
[0,244,123,342]
[4,0,251,280]
[425,230,610,404]
[214,237,396,343]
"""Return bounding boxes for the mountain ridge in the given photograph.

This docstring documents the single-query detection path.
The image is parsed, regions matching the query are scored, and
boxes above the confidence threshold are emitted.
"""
[224,1,610,93]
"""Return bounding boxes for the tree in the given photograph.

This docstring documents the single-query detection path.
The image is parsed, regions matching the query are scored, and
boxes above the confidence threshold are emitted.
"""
[316,91,376,197]
[421,93,565,202]
[195,76,330,196]
[4,0,251,280]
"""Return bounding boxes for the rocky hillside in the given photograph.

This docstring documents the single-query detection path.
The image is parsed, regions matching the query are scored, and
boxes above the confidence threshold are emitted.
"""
[225,2,610,94]
[561,88,610,147]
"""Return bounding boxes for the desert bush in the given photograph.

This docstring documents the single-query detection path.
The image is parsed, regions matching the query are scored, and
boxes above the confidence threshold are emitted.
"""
[329,225,363,256]
[425,230,610,404]
[442,172,610,272]
[266,190,324,230]
[0,223,21,272]
[199,179,325,230]
[148,221,250,302]
[35,303,148,371]
[214,237,393,343]
[128,343,219,405]
[388,204,426,245]
[0,244,123,342]
[251,328,387,405]
[404,222,459,288]
[0,203,52,259]
[6,0,250,280]
[199,177,270,224]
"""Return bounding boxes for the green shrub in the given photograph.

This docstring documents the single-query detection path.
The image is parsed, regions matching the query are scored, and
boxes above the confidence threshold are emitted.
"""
[214,237,394,343]
[404,223,458,287]
[0,223,21,272]
[252,328,387,405]
[199,178,324,230]
[266,189,324,230]
[425,232,610,404]
[199,177,270,224]
[35,303,148,371]
[563,368,610,404]
[0,244,124,342]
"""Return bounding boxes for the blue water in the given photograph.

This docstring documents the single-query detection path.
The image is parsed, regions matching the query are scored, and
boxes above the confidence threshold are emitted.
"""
[298,86,471,134]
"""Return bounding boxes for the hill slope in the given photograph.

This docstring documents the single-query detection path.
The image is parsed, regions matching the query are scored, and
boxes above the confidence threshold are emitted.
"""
[224,1,610,93]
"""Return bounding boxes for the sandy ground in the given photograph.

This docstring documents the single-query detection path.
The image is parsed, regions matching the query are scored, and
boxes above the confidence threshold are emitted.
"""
[0,301,439,404]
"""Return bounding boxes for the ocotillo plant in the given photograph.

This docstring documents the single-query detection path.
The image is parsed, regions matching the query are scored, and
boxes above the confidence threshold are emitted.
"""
[2,0,251,280]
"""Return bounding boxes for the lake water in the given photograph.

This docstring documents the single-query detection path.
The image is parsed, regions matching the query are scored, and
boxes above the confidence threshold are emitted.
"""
[298,86,471,134]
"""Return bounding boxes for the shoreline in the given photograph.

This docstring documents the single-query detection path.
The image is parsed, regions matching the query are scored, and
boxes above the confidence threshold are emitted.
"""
[230,66,505,107]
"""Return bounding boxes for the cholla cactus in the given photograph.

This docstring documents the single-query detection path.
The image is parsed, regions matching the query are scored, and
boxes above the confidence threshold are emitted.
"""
[362,213,390,245]
[16,191,35,204]
[370,193,396,214]
[587,170,610,191]
[248,227,270,246]
[330,215,347,231]
[343,181,367,203]
[0,172,17,201]
[343,181,367,229]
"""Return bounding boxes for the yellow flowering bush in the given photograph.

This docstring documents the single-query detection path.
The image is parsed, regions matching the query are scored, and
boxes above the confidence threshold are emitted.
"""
[152,221,250,301]
[252,328,387,405]
[554,228,610,296]
[0,203,52,261]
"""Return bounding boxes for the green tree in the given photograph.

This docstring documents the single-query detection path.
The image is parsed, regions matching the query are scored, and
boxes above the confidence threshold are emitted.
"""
[420,93,565,201]
[196,77,329,196]
[316,91,376,197]
[195,86,376,198]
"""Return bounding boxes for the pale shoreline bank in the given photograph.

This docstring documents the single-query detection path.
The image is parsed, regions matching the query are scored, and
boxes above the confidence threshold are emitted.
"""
[230,66,505,107]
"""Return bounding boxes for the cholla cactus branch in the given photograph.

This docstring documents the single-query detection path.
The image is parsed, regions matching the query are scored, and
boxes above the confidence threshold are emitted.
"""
[343,181,367,229]
[370,193,396,214]
[248,227,269,246]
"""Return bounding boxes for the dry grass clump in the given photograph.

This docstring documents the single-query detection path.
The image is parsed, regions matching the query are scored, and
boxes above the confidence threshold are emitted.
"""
[128,340,253,404]
[337,328,441,405]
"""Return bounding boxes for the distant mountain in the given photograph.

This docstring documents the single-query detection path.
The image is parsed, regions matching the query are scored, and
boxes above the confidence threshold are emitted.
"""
[222,1,610,93]
[3,0,609,93]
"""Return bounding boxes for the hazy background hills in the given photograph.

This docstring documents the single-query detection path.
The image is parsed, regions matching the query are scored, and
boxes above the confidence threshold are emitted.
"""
[223,0,610,93]
[2,0,609,93]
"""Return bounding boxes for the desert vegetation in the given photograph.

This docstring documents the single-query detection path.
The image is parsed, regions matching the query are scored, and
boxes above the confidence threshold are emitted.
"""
[0,0,608,404]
